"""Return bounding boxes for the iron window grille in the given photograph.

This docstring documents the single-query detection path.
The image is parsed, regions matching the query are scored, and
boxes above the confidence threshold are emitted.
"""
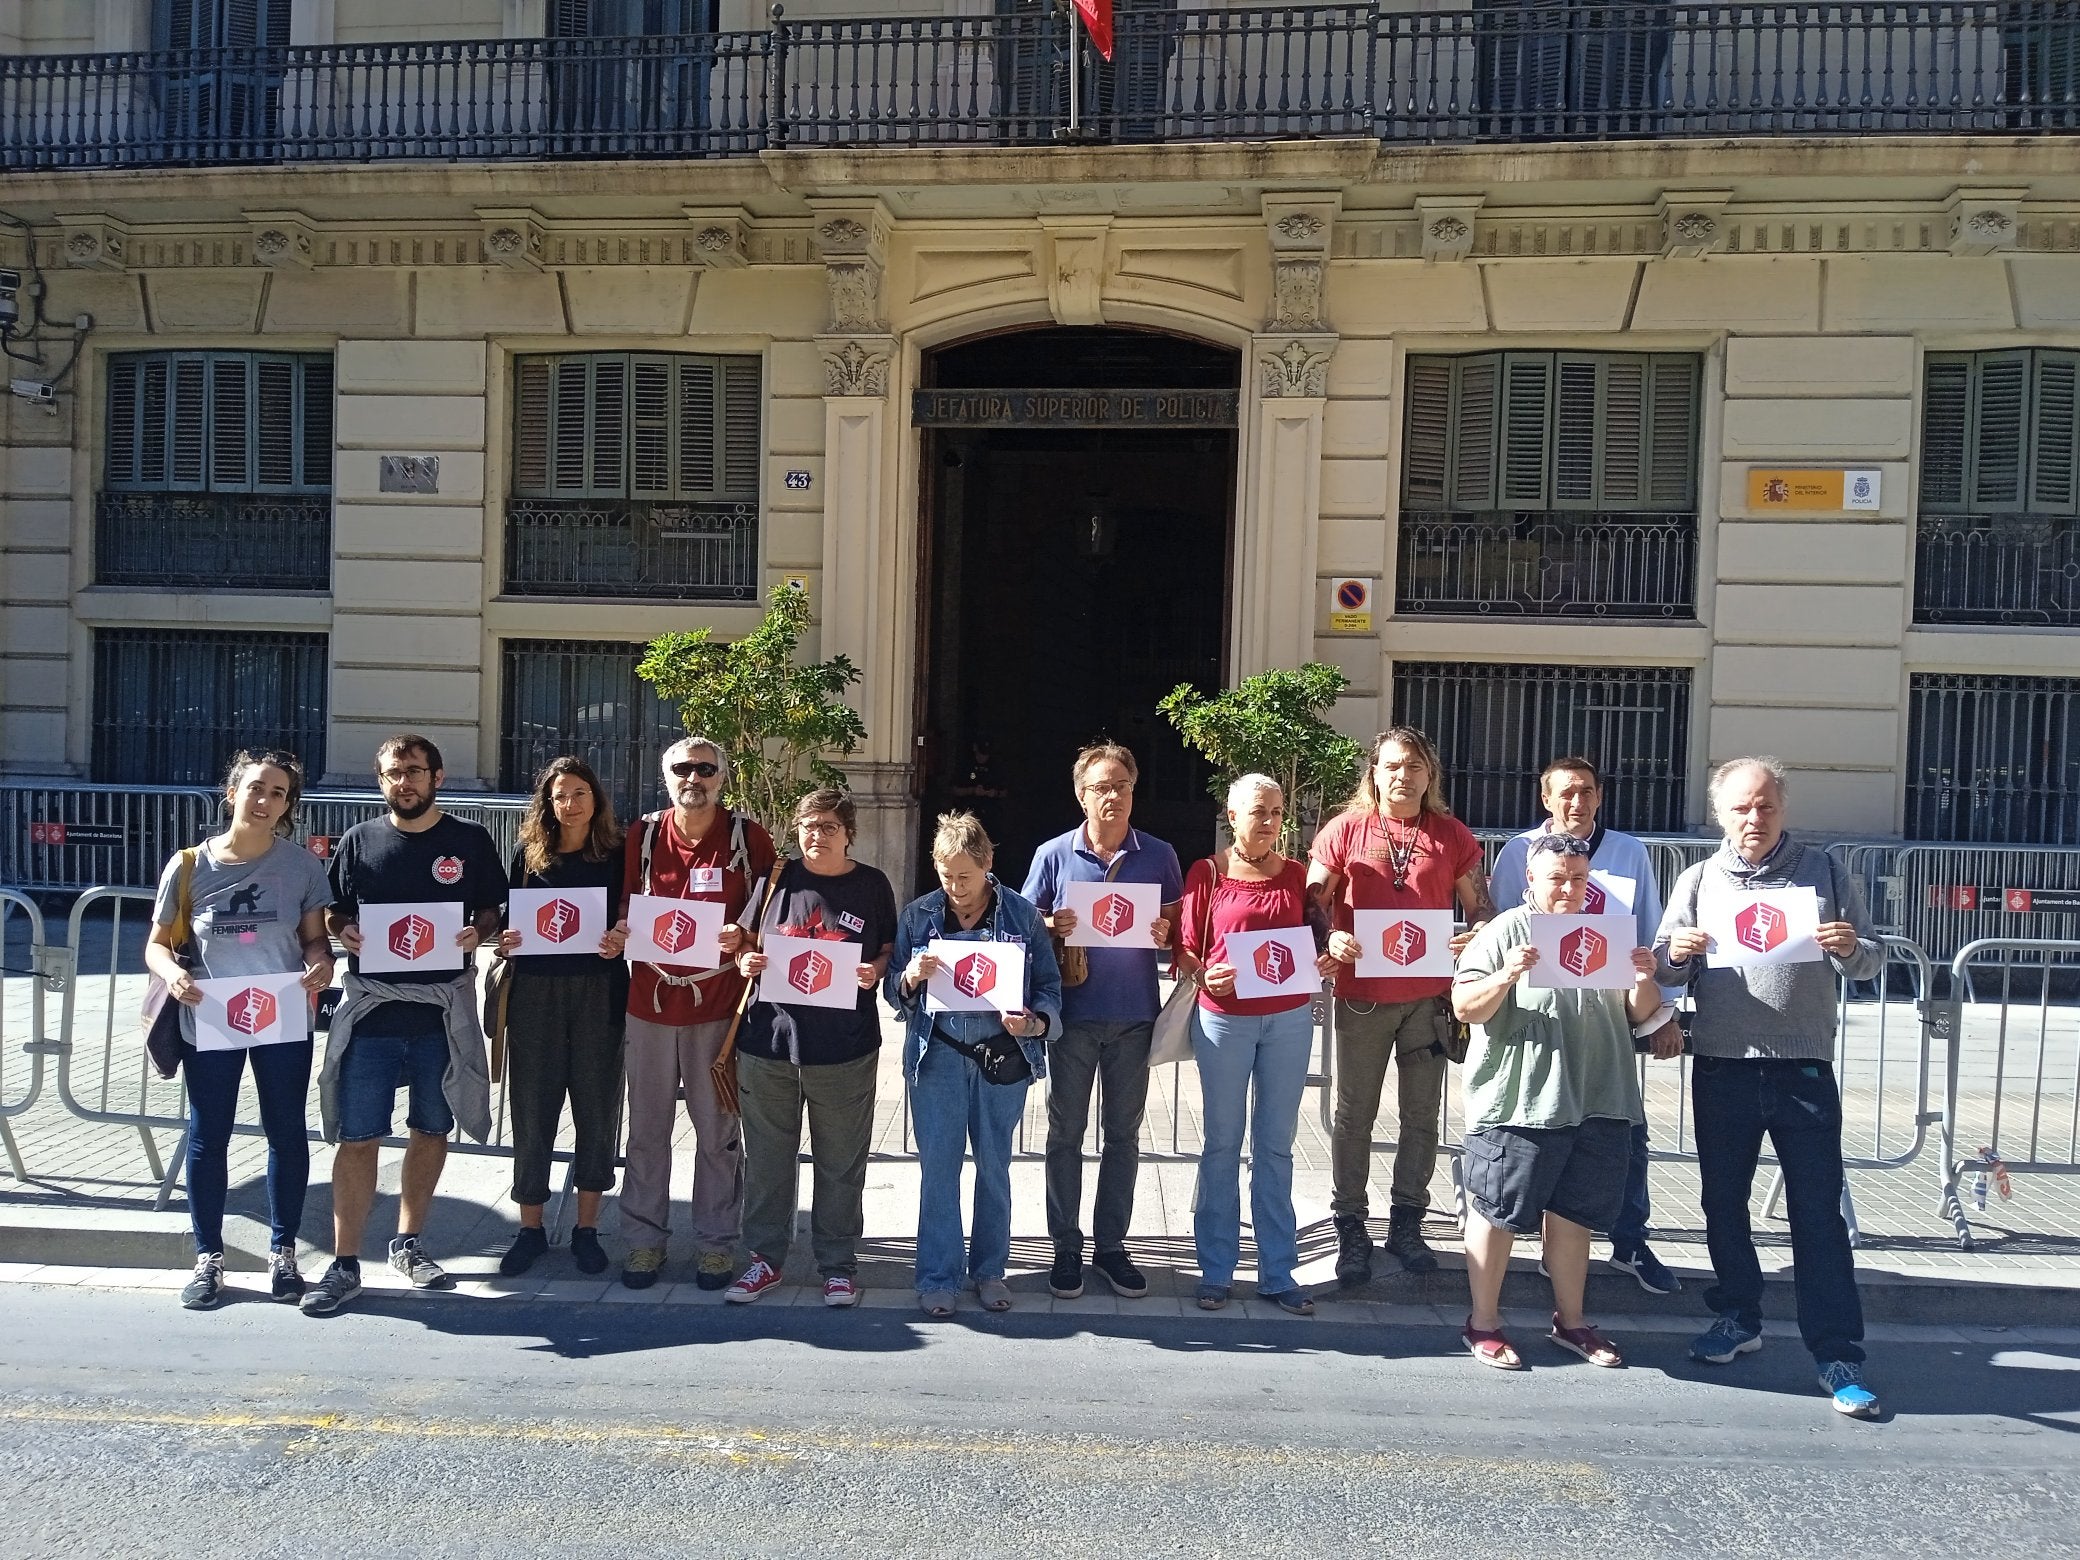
[1391,659,1692,831]
[1399,350,1700,618]
[100,349,333,591]
[1916,349,2080,627]
[506,351,760,600]
[500,638,686,819]
[1906,673,2080,846]
[91,626,327,786]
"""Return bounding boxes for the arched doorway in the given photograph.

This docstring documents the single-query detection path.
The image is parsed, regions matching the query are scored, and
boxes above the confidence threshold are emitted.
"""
[914,326,1241,886]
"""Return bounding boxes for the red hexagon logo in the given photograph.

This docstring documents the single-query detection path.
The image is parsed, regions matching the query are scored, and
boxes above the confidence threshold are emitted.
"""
[1092,893,1136,939]
[226,986,278,1037]
[1733,901,1787,954]
[953,951,998,1000]
[1558,926,1608,978]
[535,898,582,944]
[388,914,435,962]
[652,908,700,957]
[1382,920,1427,966]
[1582,879,1608,914]
[788,947,834,997]
[1254,939,1296,986]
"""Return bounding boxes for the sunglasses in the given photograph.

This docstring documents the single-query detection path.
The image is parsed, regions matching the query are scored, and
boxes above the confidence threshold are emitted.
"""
[669,760,721,779]
[1528,832,1593,858]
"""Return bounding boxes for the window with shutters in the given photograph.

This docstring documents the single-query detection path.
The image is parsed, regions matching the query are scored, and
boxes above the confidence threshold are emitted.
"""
[154,1,292,161]
[507,351,760,600]
[1472,0,1670,140]
[1907,674,2080,846]
[98,350,332,591]
[1915,349,2080,627]
[544,0,715,156]
[1392,660,1691,831]
[500,639,685,817]
[1399,350,1700,618]
[2004,7,2080,132]
[92,627,327,786]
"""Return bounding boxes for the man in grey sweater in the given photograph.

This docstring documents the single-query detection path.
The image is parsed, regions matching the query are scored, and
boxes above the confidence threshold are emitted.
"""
[1655,756,1885,1419]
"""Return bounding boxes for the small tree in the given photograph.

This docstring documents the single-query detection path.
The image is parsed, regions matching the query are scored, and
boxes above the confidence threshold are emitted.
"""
[635,584,868,840]
[1159,663,1365,847]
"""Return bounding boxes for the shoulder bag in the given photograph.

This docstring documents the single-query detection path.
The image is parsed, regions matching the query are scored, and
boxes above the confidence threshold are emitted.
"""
[1148,855,1219,1068]
[141,847,200,1081]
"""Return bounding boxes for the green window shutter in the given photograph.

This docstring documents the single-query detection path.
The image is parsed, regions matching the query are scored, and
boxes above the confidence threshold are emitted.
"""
[630,355,676,498]
[1970,349,2031,512]
[677,357,720,497]
[721,357,761,499]
[513,358,552,495]
[138,357,170,487]
[1596,354,1647,506]
[589,354,628,496]
[1644,354,1700,508]
[168,354,209,492]
[1920,353,1972,511]
[298,355,334,493]
[208,354,254,492]
[105,356,142,488]
[253,354,297,492]
[1401,355,1453,506]
[1499,352,1552,506]
[2029,349,2079,517]
[1448,353,1500,509]
[550,357,592,495]
[1552,352,1603,508]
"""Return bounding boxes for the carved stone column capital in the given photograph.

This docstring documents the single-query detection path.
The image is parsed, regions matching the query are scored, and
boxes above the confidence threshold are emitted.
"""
[1255,334,1338,400]
[1262,193,1338,332]
[817,334,896,400]
[813,200,893,333]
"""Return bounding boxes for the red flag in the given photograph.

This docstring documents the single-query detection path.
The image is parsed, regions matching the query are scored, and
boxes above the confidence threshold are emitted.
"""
[1075,0,1114,61]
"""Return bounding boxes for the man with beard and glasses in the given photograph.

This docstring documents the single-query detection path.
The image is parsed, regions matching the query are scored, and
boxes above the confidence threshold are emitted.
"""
[305,734,505,1315]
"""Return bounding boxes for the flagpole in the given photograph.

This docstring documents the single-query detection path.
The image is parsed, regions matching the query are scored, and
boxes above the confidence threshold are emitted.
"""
[1066,0,1083,139]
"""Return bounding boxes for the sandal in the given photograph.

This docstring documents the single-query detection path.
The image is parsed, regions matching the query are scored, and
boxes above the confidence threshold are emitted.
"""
[918,1289,957,1318]
[1261,1288,1316,1317]
[1462,1317,1526,1370]
[975,1278,1013,1313]
[1195,1284,1231,1311]
[1547,1315,1624,1368]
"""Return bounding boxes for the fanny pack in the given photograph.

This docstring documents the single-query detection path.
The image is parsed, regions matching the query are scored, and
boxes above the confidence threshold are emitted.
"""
[931,1024,1033,1086]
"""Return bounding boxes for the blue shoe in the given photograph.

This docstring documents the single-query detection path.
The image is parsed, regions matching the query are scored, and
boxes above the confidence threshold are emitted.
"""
[1819,1361,1881,1418]
[1610,1242,1682,1296]
[1690,1313,1763,1364]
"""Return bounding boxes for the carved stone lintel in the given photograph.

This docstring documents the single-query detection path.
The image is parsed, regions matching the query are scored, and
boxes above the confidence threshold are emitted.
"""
[1657,189,1733,260]
[477,207,547,272]
[1946,186,2027,257]
[1256,334,1337,400]
[817,334,896,400]
[245,210,316,270]
[684,207,751,270]
[56,215,129,271]
[1414,195,1483,264]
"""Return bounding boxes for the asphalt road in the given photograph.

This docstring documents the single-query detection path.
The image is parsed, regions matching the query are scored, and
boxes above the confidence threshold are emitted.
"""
[1,1284,2076,1557]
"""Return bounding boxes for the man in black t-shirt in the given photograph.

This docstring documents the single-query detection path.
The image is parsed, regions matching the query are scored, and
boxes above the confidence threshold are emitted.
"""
[301,734,505,1317]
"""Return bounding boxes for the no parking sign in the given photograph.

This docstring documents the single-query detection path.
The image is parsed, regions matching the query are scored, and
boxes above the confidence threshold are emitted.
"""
[1330,577,1373,632]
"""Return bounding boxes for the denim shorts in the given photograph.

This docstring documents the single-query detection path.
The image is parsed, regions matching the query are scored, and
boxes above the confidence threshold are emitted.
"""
[1464,1118,1631,1236]
[336,1003,454,1143]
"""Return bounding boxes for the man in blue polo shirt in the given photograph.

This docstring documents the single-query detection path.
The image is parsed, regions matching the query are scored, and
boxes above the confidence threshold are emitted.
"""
[1489,754,1685,1296]
[1022,741,1183,1301]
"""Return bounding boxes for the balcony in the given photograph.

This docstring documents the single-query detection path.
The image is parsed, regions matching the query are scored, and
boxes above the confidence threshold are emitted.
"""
[503,497,759,601]
[1,3,2073,170]
[1396,512,1698,618]
[95,491,331,592]
[1915,515,2080,628]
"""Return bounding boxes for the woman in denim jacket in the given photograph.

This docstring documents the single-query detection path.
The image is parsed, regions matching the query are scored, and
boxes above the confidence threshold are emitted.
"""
[885,811,1062,1317]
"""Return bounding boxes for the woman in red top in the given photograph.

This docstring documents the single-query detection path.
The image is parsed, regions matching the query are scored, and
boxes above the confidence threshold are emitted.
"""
[1175,774,1335,1315]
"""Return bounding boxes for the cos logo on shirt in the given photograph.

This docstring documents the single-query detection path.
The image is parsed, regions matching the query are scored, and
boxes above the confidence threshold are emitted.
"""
[432,855,465,886]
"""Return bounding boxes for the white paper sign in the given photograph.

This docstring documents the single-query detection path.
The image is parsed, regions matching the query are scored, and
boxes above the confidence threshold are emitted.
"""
[1352,908,1457,978]
[1704,887,1825,968]
[1582,870,1637,915]
[624,892,724,967]
[1224,927,1322,1001]
[356,900,466,975]
[1062,880,1162,949]
[759,934,865,1011]
[193,972,309,1051]
[507,886,609,958]
[924,939,1027,1016]
[1524,913,1642,991]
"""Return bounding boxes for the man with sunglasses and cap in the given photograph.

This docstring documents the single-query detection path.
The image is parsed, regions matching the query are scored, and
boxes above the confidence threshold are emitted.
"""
[614,737,776,1290]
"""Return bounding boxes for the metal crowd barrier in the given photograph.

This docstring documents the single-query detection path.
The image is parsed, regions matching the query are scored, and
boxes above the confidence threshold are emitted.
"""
[295,791,532,871]
[0,887,53,1179]
[1928,937,2080,1251]
[1866,845,2080,969]
[0,779,220,893]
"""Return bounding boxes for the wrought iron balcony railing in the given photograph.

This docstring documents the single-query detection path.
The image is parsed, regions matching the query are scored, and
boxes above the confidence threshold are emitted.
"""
[503,497,759,601]
[95,491,331,592]
[1915,514,2080,627]
[0,3,2072,169]
[1396,511,1699,618]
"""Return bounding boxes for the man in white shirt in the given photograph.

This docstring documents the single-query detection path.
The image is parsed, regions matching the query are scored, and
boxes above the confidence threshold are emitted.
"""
[1489,756,1684,1295]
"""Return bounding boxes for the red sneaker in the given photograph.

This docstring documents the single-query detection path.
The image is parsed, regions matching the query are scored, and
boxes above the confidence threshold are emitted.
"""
[725,1256,782,1303]
[823,1274,860,1308]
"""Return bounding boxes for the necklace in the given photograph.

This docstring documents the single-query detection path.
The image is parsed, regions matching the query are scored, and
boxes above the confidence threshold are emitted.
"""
[1235,843,1277,869]
[1378,812,1425,891]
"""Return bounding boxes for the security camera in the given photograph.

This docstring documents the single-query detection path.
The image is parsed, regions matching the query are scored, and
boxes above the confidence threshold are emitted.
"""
[9,377,55,407]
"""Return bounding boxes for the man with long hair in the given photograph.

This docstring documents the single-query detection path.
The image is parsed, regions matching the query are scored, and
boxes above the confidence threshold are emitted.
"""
[1310,726,1493,1283]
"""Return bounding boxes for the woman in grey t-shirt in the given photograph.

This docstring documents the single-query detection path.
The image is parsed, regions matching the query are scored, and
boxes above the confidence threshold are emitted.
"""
[146,749,334,1310]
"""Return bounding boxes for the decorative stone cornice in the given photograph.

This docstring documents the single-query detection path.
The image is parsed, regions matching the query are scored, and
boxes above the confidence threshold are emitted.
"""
[245,210,317,270]
[817,334,896,399]
[1947,187,2028,257]
[1414,194,1483,263]
[684,206,751,270]
[1658,189,1733,259]
[477,208,548,272]
[1262,192,1338,333]
[811,200,893,333]
[1256,333,1336,399]
[56,215,129,271]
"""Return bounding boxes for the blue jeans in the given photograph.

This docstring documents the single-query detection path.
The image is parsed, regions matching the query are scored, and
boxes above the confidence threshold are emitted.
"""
[336,1003,454,1143]
[1610,1120,1653,1249]
[1191,1004,1314,1294]
[1692,1055,1865,1365]
[181,1038,314,1254]
[911,1037,1029,1293]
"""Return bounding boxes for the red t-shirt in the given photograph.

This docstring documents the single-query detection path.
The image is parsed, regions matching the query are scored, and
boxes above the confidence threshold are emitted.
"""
[623,808,777,1026]
[1176,857,1314,1017]
[1309,807,1481,1003]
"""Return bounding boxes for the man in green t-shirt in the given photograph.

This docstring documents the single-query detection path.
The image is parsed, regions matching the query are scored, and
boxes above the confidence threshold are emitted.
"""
[1450,834,1667,1373]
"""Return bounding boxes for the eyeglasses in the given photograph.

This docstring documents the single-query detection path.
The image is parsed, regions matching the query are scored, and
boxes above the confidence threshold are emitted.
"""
[669,760,721,779]
[1528,833,1593,858]
[378,765,431,784]
[797,820,844,836]
[1083,781,1133,797]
